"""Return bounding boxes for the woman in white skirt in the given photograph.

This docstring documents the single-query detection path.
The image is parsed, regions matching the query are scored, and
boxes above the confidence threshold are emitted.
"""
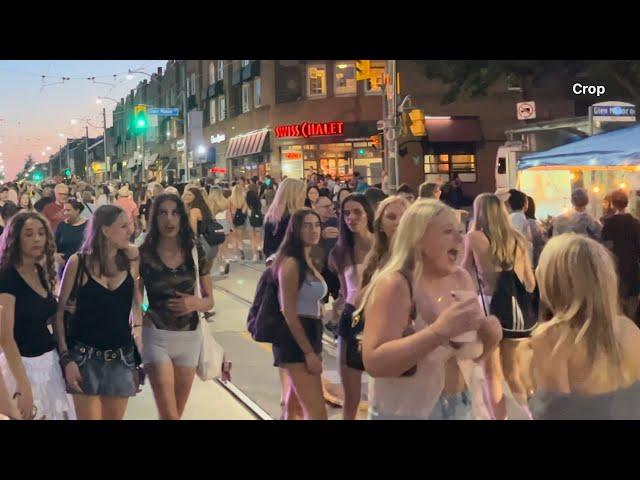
[0,212,75,419]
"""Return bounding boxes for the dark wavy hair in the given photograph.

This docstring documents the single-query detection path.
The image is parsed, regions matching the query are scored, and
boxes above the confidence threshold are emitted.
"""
[186,187,213,228]
[272,208,322,289]
[329,192,374,271]
[141,193,194,258]
[305,185,320,208]
[0,211,57,293]
[66,198,85,215]
[79,205,131,277]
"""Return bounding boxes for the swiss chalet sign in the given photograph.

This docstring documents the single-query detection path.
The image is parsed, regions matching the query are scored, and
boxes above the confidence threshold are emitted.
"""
[275,121,344,139]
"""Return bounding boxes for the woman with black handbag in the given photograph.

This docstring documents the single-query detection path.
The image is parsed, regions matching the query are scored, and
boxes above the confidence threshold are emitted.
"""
[139,194,215,420]
[0,212,76,420]
[229,184,248,261]
[246,189,264,262]
[328,193,374,420]
[360,199,502,420]
[54,205,143,420]
[463,193,536,419]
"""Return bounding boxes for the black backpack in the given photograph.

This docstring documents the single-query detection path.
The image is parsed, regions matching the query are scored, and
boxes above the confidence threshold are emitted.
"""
[490,269,538,339]
[249,207,264,228]
[233,208,247,226]
[202,217,226,246]
[247,268,287,343]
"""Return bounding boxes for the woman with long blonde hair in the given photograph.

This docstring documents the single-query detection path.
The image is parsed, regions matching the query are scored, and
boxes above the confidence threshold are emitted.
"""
[263,178,306,259]
[360,199,502,419]
[209,186,231,275]
[529,234,640,419]
[229,184,248,261]
[463,193,536,419]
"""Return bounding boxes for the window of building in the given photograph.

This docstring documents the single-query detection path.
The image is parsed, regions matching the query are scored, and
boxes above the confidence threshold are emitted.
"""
[334,61,356,96]
[218,96,226,121]
[307,63,327,98]
[365,60,387,95]
[209,98,216,124]
[424,153,477,182]
[254,77,261,107]
[241,60,251,67]
[190,73,197,98]
[217,60,224,81]
[209,62,215,86]
[242,83,250,113]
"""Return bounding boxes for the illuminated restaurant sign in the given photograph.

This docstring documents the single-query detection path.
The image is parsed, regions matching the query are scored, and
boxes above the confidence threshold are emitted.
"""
[275,121,344,139]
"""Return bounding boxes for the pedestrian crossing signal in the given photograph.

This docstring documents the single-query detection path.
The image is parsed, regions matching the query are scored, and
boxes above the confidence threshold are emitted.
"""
[355,60,371,81]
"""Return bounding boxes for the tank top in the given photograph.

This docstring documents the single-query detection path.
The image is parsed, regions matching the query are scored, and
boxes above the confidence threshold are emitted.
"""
[296,275,328,319]
[344,263,365,306]
[73,262,134,350]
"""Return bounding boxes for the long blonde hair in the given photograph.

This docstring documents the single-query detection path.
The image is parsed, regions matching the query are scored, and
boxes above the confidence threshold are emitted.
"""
[208,186,229,215]
[469,192,527,269]
[264,178,306,225]
[230,184,247,211]
[361,195,410,288]
[534,234,628,380]
[356,199,452,317]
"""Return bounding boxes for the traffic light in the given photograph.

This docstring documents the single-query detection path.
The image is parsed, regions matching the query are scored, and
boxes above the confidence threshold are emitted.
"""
[370,134,382,150]
[132,104,148,136]
[31,170,44,183]
[64,168,71,177]
[355,60,371,81]
[402,109,426,136]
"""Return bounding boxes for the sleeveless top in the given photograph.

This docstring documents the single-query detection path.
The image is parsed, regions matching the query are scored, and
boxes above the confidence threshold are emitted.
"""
[296,275,328,319]
[344,263,365,306]
[73,259,134,350]
[368,294,484,419]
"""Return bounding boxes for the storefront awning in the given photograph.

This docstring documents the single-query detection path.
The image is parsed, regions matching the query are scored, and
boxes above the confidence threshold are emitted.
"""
[425,117,483,143]
[519,123,640,170]
[226,129,269,158]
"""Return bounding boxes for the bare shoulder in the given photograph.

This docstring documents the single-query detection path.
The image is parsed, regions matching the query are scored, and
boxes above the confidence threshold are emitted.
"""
[279,256,299,277]
[451,266,473,287]
[467,230,488,246]
[373,271,411,301]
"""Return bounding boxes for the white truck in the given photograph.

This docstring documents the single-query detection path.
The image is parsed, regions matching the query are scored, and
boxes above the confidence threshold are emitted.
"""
[495,141,528,190]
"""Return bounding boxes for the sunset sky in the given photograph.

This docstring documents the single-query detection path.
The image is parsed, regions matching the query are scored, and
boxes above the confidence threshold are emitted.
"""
[0,60,167,180]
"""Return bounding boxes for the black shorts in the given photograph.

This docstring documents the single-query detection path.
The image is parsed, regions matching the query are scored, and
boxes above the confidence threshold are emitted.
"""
[69,341,138,397]
[272,316,323,367]
[338,303,358,338]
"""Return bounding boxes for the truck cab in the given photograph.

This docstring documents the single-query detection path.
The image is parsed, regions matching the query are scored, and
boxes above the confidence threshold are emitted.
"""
[495,141,527,190]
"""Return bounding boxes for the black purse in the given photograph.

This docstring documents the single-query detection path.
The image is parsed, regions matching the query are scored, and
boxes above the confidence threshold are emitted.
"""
[347,270,417,376]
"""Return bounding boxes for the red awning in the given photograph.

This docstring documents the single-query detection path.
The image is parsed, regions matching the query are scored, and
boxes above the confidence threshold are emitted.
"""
[225,129,269,158]
[425,117,483,143]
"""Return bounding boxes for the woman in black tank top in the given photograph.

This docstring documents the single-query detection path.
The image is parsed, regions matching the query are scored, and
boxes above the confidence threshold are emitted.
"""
[54,205,143,420]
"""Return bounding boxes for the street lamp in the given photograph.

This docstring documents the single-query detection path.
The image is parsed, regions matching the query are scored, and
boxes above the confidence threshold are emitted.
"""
[97,96,119,105]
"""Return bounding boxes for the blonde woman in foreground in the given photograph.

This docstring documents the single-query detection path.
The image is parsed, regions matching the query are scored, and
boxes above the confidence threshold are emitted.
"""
[361,199,502,420]
[529,234,640,419]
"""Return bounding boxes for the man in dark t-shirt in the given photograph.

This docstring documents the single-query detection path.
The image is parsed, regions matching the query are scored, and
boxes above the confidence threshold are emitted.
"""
[602,189,640,323]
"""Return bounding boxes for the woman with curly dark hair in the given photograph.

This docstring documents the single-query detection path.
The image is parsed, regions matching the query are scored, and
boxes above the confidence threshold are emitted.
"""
[0,212,76,419]
[54,205,142,420]
[139,194,215,419]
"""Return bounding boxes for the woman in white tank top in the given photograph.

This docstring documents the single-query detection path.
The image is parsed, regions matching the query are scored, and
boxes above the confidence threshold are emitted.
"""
[328,193,374,420]
[359,199,502,419]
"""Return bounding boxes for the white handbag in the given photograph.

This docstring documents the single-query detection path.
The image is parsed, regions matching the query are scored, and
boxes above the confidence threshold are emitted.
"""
[192,246,225,381]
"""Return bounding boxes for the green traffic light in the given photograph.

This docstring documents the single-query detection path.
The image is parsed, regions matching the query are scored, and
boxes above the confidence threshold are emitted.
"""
[136,118,147,128]
[64,168,71,177]
[32,171,44,182]
[358,148,365,155]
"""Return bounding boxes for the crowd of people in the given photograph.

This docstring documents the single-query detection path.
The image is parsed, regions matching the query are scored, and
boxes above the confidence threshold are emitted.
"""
[1,169,640,420]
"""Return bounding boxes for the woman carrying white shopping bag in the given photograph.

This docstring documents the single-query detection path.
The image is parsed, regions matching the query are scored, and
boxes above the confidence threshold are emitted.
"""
[138,193,225,420]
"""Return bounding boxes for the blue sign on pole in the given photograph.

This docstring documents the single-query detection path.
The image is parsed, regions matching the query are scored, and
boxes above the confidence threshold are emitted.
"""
[147,107,180,117]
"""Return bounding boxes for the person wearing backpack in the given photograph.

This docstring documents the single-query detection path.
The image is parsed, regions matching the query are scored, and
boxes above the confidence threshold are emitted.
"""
[183,187,220,263]
[270,208,328,420]
[464,193,536,420]
[246,189,264,262]
[228,184,248,261]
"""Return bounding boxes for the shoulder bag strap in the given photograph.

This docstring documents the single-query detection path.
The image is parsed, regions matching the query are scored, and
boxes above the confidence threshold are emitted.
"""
[397,270,417,320]
[472,257,488,317]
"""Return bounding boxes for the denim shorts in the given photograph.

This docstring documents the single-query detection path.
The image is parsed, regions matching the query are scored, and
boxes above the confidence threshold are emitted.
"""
[69,341,138,398]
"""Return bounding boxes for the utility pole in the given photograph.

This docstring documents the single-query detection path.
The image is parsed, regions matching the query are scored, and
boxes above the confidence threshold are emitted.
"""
[103,108,109,182]
[85,126,89,181]
[182,61,190,183]
[383,60,399,193]
[66,137,71,175]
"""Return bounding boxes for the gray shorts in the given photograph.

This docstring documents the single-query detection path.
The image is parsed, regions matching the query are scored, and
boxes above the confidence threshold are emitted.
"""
[142,325,202,368]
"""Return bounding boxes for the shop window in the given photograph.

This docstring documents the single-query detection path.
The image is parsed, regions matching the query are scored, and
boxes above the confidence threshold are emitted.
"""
[424,153,477,182]
[254,77,262,108]
[334,61,356,96]
[209,98,216,125]
[365,60,386,95]
[218,96,226,121]
[242,83,250,113]
[307,63,327,98]
[209,62,216,86]
[217,60,224,81]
